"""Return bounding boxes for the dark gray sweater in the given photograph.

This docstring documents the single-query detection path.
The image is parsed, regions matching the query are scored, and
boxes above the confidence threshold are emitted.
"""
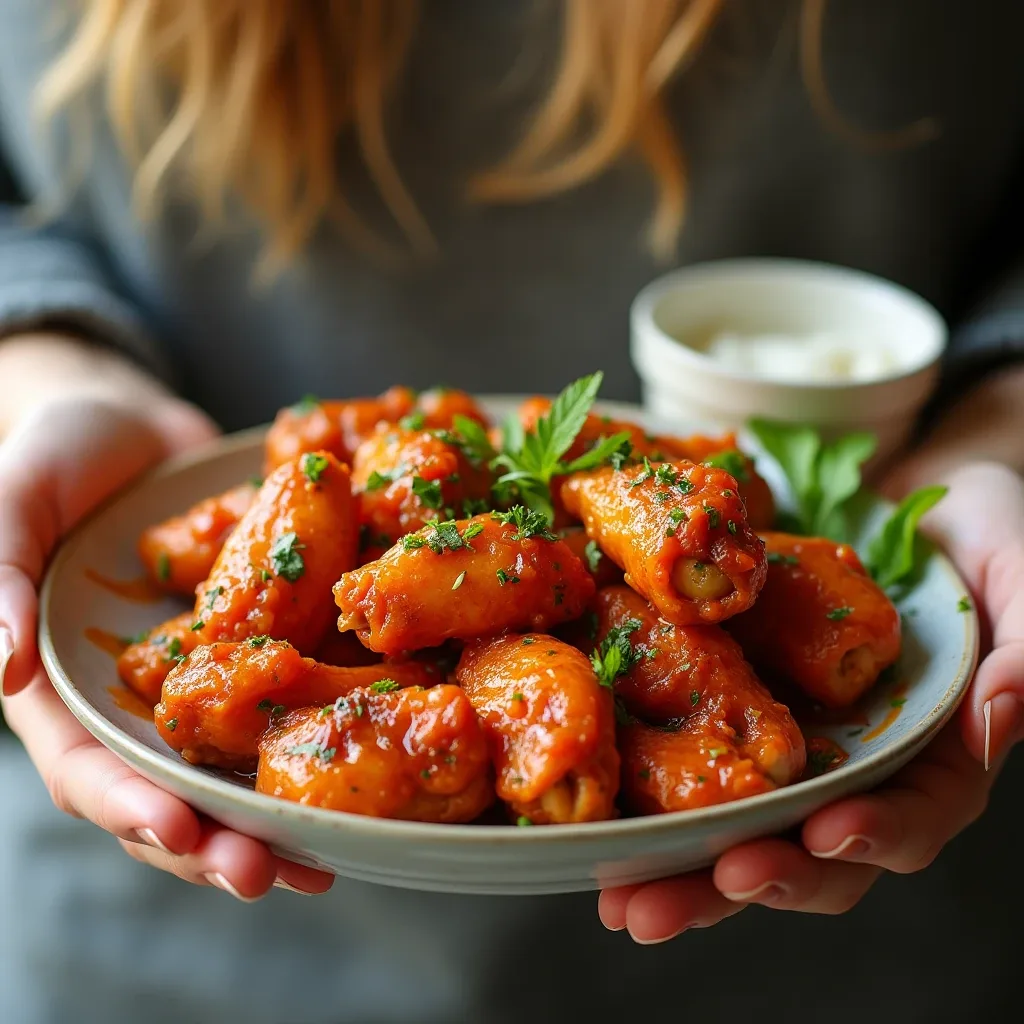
[2,1,1023,1022]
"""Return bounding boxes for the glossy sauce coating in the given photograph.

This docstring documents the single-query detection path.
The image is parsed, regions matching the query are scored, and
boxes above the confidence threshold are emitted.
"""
[256,685,494,822]
[561,462,766,624]
[596,585,805,794]
[154,639,437,769]
[117,611,198,704]
[456,634,619,824]
[138,483,256,597]
[351,428,493,547]
[725,533,901,709]
[655,433,775,531]
[334,513,596,654]
[197,452,358,655]
[264,387,415,472]
[559,527,624,588]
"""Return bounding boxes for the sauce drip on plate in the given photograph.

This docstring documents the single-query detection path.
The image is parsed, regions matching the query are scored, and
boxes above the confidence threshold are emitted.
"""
[84,568,165,604]
[84,627,129,658]
[107,685,155,720]
[802,737,849,779]
[862,683,908,742]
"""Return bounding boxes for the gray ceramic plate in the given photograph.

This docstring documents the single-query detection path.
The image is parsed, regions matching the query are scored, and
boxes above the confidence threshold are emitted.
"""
[39,401,979,895]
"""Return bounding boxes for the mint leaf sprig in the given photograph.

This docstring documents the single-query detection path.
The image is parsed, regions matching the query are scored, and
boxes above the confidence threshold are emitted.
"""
[491,372,632,522]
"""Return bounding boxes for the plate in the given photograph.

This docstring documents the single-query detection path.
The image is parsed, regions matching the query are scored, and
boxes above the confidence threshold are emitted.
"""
[38,400,979,895]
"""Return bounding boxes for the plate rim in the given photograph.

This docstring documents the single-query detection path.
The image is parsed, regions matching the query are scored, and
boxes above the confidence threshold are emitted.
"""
[38,402,980,846]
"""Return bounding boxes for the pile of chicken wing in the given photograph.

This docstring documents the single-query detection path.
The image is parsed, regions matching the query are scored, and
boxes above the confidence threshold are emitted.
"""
[119,381,901,825]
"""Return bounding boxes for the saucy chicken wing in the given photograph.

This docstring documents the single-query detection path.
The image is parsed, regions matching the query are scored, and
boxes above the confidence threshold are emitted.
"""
[351,427,493,548]
[595,585,805,801]
[561,462,766,625]
[154,638,437,769]
[725,532,901,709]
[334,509,596,654]
[138,483,257,597]
[558,526,624,588]
[256,685,494,822]
[197,452,358,654]
[117,611,199,704]
[456,634,619,824]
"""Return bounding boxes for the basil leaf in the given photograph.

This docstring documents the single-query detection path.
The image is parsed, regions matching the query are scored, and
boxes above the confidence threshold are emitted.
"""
[748,419,821,527]
[865,485,948,589]
[813,432,877,539]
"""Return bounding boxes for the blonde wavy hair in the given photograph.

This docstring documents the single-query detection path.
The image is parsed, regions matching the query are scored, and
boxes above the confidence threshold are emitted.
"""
[36,0,935,272]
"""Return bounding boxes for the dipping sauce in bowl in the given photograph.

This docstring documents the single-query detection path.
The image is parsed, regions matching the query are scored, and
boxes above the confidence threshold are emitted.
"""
[630,259,947,462]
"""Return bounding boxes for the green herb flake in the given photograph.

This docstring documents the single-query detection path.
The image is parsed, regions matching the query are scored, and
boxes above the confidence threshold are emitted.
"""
[156,552,171,583]
[286,743,336,762]
[411,475,444,509]
[891,697,907,708]
[365,469,396,492]
[690,690,700,707]
[590,618,643,689]
[638,769,651,781]
[512,692,525,702]
[516,816,533,827]
[677,477,694,495]
[190,620,205,632]
[269,531,306,582]
[301,452,330,483]
[491,505,556,541]
[452,571,467,590]
[826,607,853,621]
[703,450,749,482]
[163,637,183,663]
[399,412,426,431]
[165,718,178,732]
[697,775,706,783]
[630,457,655,488]
[204,586,223,611]
[767,552,799,566]
[727,520,738,535]
[462,522,485,543]
[707,746,727,759]
[290,394,319,414]
[370,679,400,694]
[957,596,972,613]
[521,637,536,645]
[256,699,285,717]
[496,568,520,586]
[583,539,603,573]
[248,635,271,648]
[703,505,720,529]
[654,491,672,503]
[402,534,426,551]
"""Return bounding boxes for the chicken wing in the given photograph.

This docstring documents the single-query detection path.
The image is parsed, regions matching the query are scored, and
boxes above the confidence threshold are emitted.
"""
[456,633,619,824]
[334,509,595,654]
[725,532,901,709]
[561,461,766,624]
[117,611,199,705]
[154,638,438,770]
[197,451,358,654]
[138,483,256,597]
[256,685,494,822]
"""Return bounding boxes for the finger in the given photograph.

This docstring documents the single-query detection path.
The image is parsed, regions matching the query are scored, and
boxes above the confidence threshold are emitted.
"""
[618,871,746,944]
[118,822,278,901]
[714,838,881,913]
[272,858,336,896]
[597,884,643,931]
[802,724,990,874]
[962,644,1024,769]
[4,673,202,853]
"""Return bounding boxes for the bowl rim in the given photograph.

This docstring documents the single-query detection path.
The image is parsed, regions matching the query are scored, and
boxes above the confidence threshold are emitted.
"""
[39,412,978,847]
[630,257,949,392]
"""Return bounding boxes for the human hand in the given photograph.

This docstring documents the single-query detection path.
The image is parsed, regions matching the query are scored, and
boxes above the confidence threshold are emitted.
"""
[0,395,335,899]
[598,460,1024,942]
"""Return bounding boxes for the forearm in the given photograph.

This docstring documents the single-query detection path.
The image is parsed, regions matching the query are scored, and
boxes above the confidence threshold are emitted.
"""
[0,332,174,437]
[883,365,1024,498]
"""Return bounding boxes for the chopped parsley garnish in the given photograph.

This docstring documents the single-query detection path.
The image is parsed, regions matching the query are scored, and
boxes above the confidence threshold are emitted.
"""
[516,816,533,827]
[400,412,426,431]
[608,441,634,471]
[365,469,395,491]
[121,629,150,646]
[190,620,205,632]
[165,718,178,731]
[462,498,490,517]
[630,457,655,487]
[590,618,643,689]
[248,635,270,647]
[727,520,738,535]
[806,748,840,776]
[654,491,672,503]
[491,505,556,541]
[301,452,330,483]
[826,607,853,621]
[462,522,485,542]
[655,464,678,486]
[767,552,799,566]
[204,585,223,611]
[248,475,264,489]
[703,505,720,529]
[891,697,907,708]
[496,568,520,586]
[638,769,651,781]
[156,552,171,583]
[677,477,694,495]
[286,743,336,762]
[402,534,426,551]
[512,692,525,702]
[163,637,185,663]
[269,531,305,582]
[452,571,467,590]
[668,508,688,524]
[584,539,602,573]
[690,690,700,707]
[707,746,727,759]
[256,699,286,716]
[433,415,497,468]
[411,475,444,509]
[290,394,319,414]
[697,775,706,784]
[521,637,536,645]
[703,449,749,482]
[370,679,400,694]
[957,596,972,613]
[261,569,273,582]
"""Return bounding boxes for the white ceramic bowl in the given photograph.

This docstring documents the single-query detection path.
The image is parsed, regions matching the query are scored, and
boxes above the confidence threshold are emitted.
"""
[39,401,976,895]
[631,259,947,464]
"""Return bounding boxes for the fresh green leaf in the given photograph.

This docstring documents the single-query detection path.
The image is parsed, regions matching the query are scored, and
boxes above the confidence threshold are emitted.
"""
[301,452,330,483]
[411,475,444,509]
[584,539,602,573]
[291,394,319,414]
[269,531,305,582]
[491,506,557,541]
[545,372,604,463]
[496,568,520,586]
[703,450,749,482]
[365,469,394,491]
[370,679,400,694]
[813,432,877,537]
[156,552,171,583]
[957,596,972,613]
[400,412,426,431]
[560,430,634,474]
[748,419,821,528]
[590,618,642,689]
[865,485,948,589]
[516,816,533,827]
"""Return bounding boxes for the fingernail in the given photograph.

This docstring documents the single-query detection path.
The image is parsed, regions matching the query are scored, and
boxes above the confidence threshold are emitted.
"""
[810,834,872,860]
[631,923,695,945]
[0,627,14,693]
[602,922,626,932]
[721,881,790,903]
[135,828,172,854]
[985,693,1024,771]
[203,872,262,903]
[273,877,318,895]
